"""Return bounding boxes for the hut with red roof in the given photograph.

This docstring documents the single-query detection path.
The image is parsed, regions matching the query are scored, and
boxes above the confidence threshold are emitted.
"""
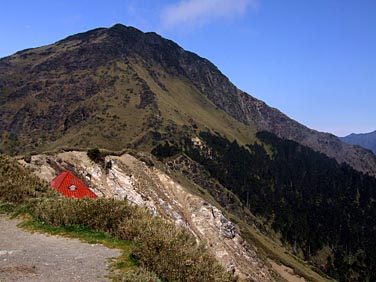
[51,171,97,199]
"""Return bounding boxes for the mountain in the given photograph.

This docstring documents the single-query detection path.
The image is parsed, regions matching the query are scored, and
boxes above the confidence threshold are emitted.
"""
[0,24,376,177]
[2,24,376,281]
[340,130,376,155]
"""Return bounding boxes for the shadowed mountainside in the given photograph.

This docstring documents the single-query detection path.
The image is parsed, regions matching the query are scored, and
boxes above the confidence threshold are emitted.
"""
[340,130,376,155]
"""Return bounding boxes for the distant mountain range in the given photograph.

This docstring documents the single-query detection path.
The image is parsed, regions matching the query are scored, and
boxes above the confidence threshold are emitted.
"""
[340,130,376,154]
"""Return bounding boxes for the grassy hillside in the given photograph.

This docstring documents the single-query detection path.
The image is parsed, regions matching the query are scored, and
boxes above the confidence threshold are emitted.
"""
[0,27,257,157]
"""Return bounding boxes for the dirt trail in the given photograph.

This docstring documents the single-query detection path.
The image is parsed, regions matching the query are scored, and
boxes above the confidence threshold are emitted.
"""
[0,216,120,282]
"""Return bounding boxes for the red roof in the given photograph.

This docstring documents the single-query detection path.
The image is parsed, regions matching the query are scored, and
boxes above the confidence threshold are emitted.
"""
[51,171,97,199]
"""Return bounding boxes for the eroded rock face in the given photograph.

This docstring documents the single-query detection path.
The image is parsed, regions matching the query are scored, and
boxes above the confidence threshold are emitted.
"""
[21,151,276,282]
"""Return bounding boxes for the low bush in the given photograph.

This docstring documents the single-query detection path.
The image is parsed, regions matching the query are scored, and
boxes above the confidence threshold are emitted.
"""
[87,148,104,163]
[33,197,133,235]
[151,141,180,160]
[0,154,56,205]
[87,148,112,172]
[117,268,162,282]
[128,218,236,282]
[34,197,237,281]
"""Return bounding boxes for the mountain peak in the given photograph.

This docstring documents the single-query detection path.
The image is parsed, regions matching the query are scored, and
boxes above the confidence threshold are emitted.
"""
[1,25,376,176]
[107,23,144,38]
[110,23,129,30]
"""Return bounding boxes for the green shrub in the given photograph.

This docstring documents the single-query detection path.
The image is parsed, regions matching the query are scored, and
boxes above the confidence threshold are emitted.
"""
[113,207,151,240]
[33,197,133,235]
[118,209,237,282]
[151,141,180,160]
[0,154,56,204]
[87,148,112,172]
[118,268,162,282]
[87,148,105,165]
[33,197,237,281]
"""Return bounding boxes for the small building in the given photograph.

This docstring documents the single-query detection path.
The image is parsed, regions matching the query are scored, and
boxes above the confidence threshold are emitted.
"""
[51,171,97,199]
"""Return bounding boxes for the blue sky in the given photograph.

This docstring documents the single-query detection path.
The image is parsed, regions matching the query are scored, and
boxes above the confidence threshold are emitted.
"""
[1,0,375,136]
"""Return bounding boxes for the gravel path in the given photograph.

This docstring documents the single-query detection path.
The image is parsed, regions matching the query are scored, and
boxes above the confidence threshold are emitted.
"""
[0,216,120,282]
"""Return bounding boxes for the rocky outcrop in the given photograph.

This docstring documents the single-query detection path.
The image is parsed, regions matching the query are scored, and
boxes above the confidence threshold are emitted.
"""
[21,151,278,282]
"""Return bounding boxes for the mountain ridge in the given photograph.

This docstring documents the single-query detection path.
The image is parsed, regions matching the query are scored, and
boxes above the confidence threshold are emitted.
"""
[1,24,374,176]
[340,130,376,155]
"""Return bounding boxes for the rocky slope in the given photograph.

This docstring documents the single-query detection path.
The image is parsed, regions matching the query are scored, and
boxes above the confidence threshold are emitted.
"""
[20,151,278,282]
[340,130,376,154]
[1,24,375,176]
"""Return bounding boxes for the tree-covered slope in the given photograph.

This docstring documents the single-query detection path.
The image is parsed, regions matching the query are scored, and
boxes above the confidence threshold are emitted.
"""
[153,131,376,281]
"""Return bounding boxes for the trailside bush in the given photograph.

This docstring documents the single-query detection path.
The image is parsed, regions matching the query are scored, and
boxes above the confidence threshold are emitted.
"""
[117,208,237,282]
[33,197,237,282]
[117,268,162,282]
[0,154,56,204]
[33,197,134,235]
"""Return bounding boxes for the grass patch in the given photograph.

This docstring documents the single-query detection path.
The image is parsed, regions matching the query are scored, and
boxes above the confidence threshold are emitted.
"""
[0,202,14,214]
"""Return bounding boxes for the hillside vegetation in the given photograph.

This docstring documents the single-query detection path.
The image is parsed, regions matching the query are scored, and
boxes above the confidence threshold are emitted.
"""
[0,154,236,282]
[153,131,376,282]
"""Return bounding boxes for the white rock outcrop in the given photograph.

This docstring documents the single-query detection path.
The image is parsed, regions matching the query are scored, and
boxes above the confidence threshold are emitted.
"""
[22,151,277,282]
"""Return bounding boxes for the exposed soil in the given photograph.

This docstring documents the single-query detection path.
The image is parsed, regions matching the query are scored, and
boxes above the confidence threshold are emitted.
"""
[0,216,120,282]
